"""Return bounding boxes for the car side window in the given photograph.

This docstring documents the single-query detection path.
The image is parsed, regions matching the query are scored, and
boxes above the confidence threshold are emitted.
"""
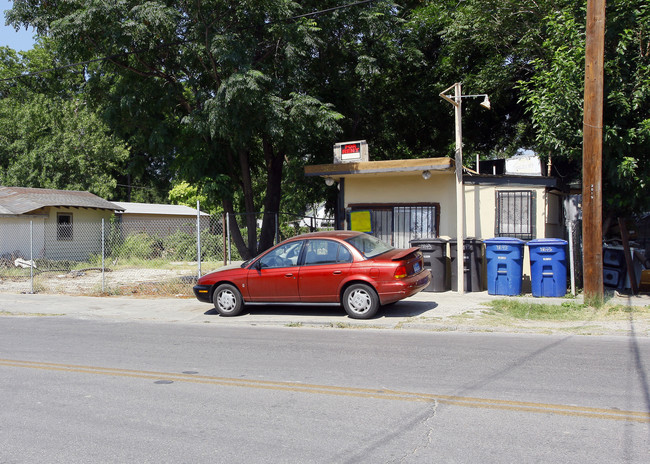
[258,241,303,269]
[304,240,352,266]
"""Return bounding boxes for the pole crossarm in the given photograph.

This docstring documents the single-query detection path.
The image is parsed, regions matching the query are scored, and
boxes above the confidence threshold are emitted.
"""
[440,84,491,111]
[439,83,460,108]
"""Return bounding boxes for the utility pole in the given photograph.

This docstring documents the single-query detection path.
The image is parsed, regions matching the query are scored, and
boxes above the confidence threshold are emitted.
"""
[440,83,490,293]
[582,0,605,300]
[453,83,465,294]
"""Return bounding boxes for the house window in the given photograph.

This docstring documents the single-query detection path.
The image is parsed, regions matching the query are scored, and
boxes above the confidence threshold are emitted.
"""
[348,204,439,247]
[496,191,534,239]
[57,213,73,241]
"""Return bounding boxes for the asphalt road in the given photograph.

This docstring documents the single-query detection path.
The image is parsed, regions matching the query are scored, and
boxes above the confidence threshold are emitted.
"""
[1,317,649,463]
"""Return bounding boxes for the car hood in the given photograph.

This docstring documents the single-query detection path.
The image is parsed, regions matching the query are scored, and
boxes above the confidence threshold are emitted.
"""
[204,262,245,275]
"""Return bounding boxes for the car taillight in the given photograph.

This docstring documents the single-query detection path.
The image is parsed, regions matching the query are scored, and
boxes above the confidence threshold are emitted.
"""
[394,265,407,279]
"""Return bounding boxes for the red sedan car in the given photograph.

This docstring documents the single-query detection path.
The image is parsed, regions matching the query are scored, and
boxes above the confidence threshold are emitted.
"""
[193,230,431,319]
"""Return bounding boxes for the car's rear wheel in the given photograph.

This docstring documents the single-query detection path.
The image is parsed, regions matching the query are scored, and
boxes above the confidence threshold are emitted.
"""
[213,283,243,316]
[342,283,379,319]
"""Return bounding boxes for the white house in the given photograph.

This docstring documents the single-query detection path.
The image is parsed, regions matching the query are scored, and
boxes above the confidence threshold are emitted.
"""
[0,186,123,261]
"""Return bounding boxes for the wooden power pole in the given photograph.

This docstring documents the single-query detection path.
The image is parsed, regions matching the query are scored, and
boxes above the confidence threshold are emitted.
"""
[582,0,606,300]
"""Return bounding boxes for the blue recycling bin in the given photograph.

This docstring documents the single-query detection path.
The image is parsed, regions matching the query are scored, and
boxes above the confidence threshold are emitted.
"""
[527,238,568,297]
[484,238,525,295]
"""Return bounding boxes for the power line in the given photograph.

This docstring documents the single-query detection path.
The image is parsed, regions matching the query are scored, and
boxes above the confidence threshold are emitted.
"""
[290,0,375,19]
[0,0,377,83]
[116,183,158,191]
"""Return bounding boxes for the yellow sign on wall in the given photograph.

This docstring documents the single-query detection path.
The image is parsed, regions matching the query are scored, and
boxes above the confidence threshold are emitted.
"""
[350,210,372,233]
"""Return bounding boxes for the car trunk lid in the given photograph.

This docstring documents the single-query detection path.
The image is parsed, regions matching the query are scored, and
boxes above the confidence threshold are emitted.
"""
[378,248,424,277]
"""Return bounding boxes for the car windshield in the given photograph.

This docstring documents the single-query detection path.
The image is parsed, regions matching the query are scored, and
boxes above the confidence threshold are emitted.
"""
[345,234,393,259]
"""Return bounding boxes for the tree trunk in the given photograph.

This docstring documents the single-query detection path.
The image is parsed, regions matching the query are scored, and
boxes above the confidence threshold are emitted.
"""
[222,198,253,261]
[238,148,258,254]
[257,138,284,253]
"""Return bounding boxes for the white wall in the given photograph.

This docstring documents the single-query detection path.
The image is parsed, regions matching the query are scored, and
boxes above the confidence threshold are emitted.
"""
[464,184,552,239]
[118,214,209,237]
[344,172,457,235]
[0,216,45,259]
[42,207,115,261]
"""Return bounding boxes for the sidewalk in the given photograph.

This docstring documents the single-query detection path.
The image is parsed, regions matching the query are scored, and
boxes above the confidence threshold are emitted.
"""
[1,291,649,335]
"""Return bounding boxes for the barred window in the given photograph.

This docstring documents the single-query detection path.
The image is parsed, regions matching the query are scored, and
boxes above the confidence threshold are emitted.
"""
[496,191,534,239]
[348,204,439,247]
[57,213,73,241]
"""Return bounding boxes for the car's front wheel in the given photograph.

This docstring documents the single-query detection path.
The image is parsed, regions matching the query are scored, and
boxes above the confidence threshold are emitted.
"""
[213,283,243,316]
[342,283,379,319]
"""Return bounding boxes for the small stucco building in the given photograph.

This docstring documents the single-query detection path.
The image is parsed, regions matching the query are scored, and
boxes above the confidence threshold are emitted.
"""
[305,156,565,288]
[0,186,123,261]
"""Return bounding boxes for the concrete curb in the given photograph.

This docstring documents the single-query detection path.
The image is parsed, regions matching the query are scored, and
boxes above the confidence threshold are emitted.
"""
[1,291,648,336]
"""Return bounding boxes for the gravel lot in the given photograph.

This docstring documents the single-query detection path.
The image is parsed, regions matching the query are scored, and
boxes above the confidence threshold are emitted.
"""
[0,268,197,297]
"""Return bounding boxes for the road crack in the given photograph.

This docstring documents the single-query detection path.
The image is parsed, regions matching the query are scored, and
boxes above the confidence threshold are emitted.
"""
[394,399,438,463]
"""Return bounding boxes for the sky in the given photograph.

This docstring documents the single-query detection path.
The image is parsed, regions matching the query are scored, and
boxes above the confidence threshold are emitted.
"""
[0,0,36,52]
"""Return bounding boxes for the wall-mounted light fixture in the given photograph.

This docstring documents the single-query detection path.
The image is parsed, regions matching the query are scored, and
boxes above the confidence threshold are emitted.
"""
[324,177,335,186]
[422,170,431,180]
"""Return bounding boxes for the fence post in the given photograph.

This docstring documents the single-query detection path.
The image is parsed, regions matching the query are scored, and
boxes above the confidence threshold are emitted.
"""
[102,218,105,293]
[30,220,34,294]
[568,220,576,296]
[275,212,279,245]
[226,213,231,264]
[222,213,227,266]
[197,200,202,279]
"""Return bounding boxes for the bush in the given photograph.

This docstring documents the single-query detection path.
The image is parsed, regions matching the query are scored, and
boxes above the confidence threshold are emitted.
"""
[162,230,197,261]
[112,233,161,260]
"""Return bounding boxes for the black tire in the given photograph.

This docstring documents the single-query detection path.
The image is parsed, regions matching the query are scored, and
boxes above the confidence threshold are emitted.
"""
[342,283,379,319]
[212,283,244,316]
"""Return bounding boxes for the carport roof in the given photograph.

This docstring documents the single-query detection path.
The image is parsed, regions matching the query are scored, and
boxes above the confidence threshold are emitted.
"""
[0,186,124,215]
[304,157,455,179]
[112,201,209,216]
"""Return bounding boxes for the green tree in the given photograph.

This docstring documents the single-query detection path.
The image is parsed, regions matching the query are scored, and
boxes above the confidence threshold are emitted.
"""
[8,0,344,259]
[519,0,650,217]
[0,45,128,197]
[168,180,218,212]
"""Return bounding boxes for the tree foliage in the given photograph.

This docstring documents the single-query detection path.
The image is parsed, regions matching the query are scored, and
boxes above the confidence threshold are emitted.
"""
[3,0,650,249]
[8,0,346,258]
[518,0,650,215]
[0,45,128,198]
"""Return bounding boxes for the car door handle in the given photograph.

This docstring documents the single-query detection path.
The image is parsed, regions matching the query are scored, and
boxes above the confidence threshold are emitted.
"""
[285,273,294,277]
[333,270,342,275]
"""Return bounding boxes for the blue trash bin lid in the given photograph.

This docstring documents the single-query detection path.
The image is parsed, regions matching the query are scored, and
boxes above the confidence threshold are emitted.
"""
[484,237,525,245]
[527,238,568,247]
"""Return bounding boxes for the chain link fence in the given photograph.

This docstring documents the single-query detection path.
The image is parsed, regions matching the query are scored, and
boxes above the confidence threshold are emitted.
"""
[0,211,333,297]
[224,211,334,261]
[0,217,225,297]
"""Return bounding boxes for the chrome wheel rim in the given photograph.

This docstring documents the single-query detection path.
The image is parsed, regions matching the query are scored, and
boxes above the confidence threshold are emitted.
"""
[217,290,237,312]
[347,289,371,314]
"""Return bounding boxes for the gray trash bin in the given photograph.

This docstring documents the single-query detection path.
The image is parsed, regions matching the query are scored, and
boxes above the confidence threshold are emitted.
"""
[449,238,484,292]
[411,238,449,292]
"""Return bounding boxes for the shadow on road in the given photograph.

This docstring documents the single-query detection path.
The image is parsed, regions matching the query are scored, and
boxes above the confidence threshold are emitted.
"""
[203,300,437,319]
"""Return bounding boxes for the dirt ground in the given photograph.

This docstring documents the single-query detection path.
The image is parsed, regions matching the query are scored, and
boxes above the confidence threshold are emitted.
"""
[0,268,198,297]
